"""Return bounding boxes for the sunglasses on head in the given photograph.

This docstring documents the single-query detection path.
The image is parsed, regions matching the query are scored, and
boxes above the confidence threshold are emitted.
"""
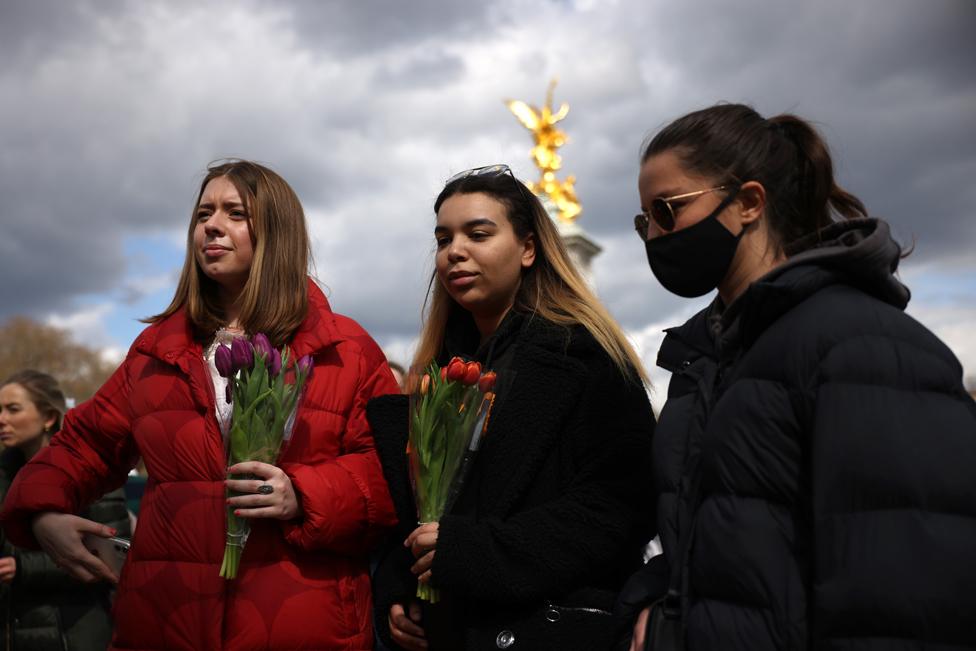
[445,164,531,202]
[633,185,732,240]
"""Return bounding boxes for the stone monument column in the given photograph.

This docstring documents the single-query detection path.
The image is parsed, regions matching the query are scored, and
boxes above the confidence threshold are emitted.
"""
[537,195,603,288]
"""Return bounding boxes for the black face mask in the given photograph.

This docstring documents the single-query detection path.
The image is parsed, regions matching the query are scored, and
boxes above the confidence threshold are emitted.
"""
[644,188,742,298]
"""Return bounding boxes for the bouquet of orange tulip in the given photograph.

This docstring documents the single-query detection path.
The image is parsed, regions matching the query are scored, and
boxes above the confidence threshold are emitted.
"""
[408,357,497,602]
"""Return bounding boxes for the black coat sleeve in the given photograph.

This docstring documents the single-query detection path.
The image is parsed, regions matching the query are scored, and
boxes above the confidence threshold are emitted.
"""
[367,394,420,649]
[13,547,73,592]
[609,553,670,651]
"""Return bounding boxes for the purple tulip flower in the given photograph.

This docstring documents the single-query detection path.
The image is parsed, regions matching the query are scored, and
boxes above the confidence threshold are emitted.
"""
[268,348,282,377]
[215,344,234,378]
[252,333,274,362]
[297,354,314,379]
[231,338,254,372]
[225,384,233,404]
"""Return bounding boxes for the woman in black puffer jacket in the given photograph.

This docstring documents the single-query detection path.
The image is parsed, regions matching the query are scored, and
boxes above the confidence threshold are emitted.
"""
[619,104,976,651]
[0,370,130,651]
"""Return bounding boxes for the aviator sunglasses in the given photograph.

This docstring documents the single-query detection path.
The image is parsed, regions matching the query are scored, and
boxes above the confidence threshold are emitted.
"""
[445,164,531,202]
[634,185,731,239]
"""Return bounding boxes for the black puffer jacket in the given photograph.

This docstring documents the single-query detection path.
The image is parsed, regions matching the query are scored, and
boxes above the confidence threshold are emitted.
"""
[639,218,976,650]
[0,447,131,651]
[371,312,656,651]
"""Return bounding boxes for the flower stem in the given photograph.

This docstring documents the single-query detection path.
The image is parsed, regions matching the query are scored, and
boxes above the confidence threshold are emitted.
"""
[416,582,440,604]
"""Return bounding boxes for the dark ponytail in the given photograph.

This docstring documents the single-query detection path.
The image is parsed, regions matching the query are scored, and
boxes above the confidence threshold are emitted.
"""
[642,104,868,253]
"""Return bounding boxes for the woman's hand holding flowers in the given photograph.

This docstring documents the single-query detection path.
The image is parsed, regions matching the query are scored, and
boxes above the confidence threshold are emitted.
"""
[215,332,312,578]
[389,601,427,650]
[405,522,439,583]
[225,460,302,520]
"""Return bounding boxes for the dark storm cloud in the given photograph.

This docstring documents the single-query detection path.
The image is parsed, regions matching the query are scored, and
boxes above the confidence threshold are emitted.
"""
[0,111,221,318]
[261,0,493,56]
[0,0,972,352]
[459,0,976,334]
[0,1,349,320]
[548,0,976,263]
[0,200,121,315]
[0,0,124,64]
[372,50,466,89]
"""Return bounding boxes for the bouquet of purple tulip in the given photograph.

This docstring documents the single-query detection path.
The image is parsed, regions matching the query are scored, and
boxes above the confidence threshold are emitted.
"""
[213,333,313,579]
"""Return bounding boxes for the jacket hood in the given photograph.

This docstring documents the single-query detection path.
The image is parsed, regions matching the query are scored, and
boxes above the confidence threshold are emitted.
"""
[662,218,910,363]
[780,217,910,309]
[725,217,910,346]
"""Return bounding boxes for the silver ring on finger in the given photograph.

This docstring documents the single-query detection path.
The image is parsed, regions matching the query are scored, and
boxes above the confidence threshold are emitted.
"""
[257,484,274,495]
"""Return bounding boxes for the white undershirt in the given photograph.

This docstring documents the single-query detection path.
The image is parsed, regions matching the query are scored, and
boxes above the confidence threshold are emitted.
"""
[203,328,241,443]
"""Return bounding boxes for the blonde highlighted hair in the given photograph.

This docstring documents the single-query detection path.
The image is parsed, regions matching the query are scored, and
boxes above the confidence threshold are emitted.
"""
[146,160,310,347]
[413,171,648,385]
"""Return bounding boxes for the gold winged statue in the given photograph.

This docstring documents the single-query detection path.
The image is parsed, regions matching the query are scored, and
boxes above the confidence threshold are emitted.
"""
[505,79,582,223]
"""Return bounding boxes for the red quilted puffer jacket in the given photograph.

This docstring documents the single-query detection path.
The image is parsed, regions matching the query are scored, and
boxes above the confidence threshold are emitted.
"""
[0,281,399,650]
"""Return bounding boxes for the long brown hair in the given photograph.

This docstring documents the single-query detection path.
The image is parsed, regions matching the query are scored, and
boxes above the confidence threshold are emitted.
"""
[147,160,310,346]
[413,171,648,385]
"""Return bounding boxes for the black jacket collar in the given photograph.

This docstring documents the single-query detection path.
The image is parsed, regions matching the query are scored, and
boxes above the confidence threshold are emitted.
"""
[661,218,910,363]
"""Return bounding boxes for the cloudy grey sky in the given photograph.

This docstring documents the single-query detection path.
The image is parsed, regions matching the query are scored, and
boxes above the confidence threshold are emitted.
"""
[2,0,974,399]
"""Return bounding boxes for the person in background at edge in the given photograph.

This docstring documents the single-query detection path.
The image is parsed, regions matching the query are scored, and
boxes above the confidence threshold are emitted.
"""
[618,103,976,651]
[0,160,399,650]
[370,164,656,650]
[0,369,130,650]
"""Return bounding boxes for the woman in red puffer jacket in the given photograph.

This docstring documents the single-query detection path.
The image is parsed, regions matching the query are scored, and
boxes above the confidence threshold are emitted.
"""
[0,159,398,650]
